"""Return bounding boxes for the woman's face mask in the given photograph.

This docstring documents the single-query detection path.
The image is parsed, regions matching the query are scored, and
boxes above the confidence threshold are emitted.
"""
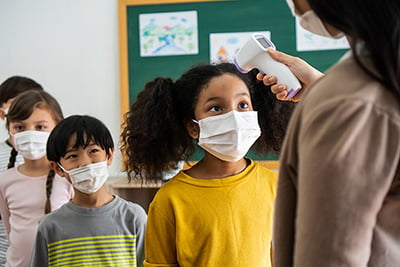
[286,0,344,39]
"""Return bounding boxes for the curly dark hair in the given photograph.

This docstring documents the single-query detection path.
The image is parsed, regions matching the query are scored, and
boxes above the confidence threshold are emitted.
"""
[120,63,296,181]
[249,69,296,155]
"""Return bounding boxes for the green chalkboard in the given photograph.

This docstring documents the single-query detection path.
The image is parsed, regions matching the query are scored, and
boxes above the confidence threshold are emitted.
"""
[125,0,348,160]
[126,0,347,101]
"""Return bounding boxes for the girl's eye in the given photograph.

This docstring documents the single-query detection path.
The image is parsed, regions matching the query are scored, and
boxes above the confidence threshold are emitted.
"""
[209,105,222,112]
[13,125,24,132]
[36,125,47,131]
[238,102,249,110]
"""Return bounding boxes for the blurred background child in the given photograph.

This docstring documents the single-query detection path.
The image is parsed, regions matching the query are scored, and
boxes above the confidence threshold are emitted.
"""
[0,75,44,267]
[0,75,44,172]
[0,90,73,267]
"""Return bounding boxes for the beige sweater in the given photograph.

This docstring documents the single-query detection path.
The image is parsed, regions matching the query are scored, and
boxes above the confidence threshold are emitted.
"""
[274,54,400,267]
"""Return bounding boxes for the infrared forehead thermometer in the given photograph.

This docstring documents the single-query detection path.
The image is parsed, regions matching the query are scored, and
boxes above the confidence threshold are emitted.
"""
[234,33,302,99]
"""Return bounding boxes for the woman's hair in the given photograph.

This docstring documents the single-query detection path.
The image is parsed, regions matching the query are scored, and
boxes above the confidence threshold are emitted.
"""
[308,0,400,98]
[0,76,43,105]
[6,90,64,213]
[47,115,114,163]
[121,63,295,181]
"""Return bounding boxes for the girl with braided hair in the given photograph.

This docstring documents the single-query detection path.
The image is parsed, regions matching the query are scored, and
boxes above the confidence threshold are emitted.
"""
[0,90,73,267]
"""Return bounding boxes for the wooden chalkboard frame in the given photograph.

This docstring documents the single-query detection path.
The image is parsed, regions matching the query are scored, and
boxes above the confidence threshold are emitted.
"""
[118,0,219,121]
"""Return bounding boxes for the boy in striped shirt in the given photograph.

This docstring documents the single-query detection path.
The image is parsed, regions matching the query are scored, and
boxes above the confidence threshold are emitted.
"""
[29,115,147,267]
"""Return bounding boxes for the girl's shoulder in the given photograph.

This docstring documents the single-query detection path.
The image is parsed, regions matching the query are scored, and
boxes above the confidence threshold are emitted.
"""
[251,161,278,190]
[253,161,278,176]
[0,167,20,183]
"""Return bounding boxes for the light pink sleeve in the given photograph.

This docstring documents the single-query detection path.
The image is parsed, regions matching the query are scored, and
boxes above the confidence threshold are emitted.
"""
[50,175,74,211]
[0,173,11,237]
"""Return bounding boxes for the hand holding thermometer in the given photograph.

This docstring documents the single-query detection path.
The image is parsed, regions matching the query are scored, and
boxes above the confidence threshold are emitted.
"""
[234,33,302,99]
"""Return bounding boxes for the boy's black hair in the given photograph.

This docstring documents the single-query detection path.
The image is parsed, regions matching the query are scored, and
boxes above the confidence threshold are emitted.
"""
[47,115,114,163]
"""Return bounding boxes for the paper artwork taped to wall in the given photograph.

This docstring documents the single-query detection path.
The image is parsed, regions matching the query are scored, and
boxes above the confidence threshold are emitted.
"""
[139,11,199,57]
[295,18,349,51]
[209,31,271,64]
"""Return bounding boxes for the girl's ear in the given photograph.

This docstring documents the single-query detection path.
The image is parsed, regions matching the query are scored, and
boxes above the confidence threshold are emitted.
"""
[49,161,65,177]
[185,119,200,139]
[107,148,114,166]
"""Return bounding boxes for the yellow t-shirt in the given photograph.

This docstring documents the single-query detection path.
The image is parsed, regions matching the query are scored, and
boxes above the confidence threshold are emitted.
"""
[144,159,277,267]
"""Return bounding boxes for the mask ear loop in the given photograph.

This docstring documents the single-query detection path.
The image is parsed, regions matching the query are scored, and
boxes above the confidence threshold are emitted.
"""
[57,163,70,174]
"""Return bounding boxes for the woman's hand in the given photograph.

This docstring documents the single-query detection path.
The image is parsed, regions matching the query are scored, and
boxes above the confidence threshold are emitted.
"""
[257,48,323,102]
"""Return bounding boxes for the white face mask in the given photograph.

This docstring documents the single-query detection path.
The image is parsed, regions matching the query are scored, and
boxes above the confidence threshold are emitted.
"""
[286,0,344,39]
[12,130,50,160]
[58,160,109,194]
[195,110,261,162]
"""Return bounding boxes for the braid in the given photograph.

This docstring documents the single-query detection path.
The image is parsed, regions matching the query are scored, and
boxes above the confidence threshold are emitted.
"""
[44,169,55,214]
[7,147,18,169]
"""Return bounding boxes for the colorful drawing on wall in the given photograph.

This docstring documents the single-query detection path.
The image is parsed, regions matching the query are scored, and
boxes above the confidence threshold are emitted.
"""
[139,11,199,57]
[209,31,271,64]
[295,18,349,51]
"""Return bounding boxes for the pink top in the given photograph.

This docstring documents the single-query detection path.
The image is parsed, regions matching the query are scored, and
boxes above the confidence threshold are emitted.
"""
[0,167,74,267]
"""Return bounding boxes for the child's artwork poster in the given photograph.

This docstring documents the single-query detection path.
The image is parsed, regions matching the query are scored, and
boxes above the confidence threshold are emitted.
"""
[139,11,199,57]
[209,31,271,64]
[295,18,349,51]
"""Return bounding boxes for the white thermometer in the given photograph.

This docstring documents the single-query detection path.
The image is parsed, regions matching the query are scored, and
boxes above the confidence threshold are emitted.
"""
[234,33,302,99]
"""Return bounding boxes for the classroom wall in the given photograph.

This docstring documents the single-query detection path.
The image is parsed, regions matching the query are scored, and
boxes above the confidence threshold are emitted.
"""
[0,0,124,176]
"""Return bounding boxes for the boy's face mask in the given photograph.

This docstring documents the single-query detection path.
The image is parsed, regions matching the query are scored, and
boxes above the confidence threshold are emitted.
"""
[194,110,261,162]
[12,130,50,160]
[286,0,344,39]
[58,160,109,194]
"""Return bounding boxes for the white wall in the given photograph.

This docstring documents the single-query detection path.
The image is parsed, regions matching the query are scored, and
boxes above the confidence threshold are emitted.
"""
[0,0,124,176]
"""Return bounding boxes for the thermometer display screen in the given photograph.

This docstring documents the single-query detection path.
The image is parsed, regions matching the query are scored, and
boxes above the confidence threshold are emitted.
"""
[256,37,272,48]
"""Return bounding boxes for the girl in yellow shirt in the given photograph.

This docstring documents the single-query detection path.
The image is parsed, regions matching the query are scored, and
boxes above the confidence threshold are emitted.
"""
[121,63,295,267]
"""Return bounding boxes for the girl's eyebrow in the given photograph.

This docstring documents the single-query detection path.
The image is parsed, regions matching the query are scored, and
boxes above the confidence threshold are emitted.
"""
[236,92,251,97]
[204,96,222,103]
[205,92,250,103]
[34,120,50,124]
[12,120,49,125]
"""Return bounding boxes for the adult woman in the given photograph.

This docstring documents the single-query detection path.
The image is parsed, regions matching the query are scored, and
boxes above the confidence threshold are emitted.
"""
[272,0,400,266]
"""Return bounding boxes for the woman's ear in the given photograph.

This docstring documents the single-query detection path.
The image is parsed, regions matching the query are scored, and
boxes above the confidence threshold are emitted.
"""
[185,119,200,139]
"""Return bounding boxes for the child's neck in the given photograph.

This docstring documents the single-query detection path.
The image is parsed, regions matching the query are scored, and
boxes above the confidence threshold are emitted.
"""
[72,187,114,208]
[18,157,50,177]
[186,156,249,179]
